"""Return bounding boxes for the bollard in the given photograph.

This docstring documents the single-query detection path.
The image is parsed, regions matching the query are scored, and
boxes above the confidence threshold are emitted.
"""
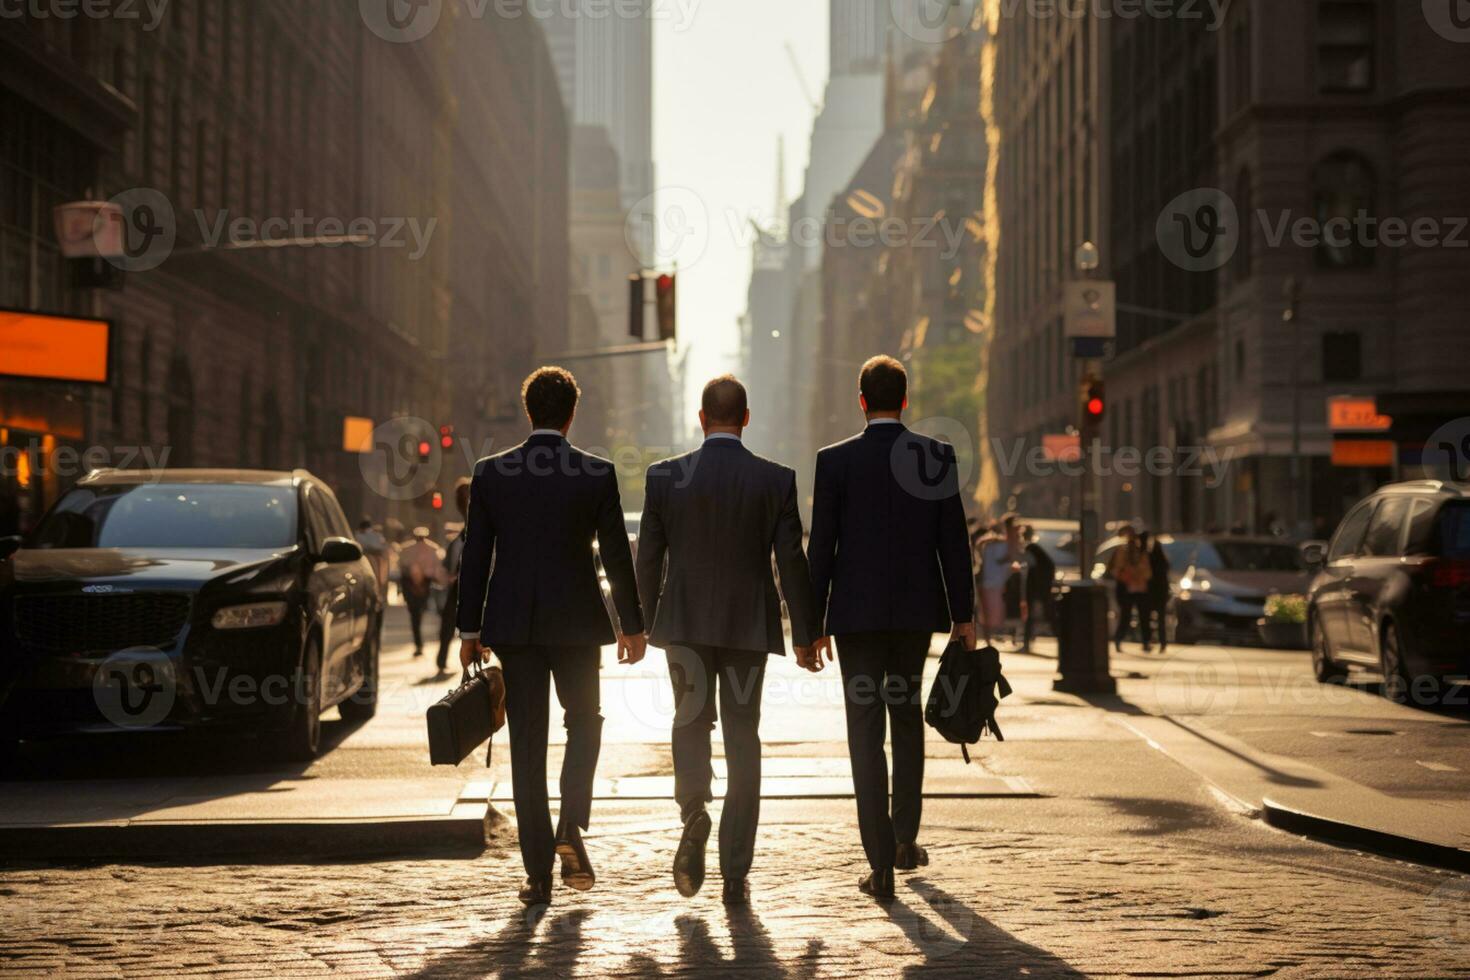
[1053,581,1116,694]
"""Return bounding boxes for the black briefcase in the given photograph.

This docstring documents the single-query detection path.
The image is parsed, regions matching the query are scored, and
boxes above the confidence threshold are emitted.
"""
[427,662,506,766]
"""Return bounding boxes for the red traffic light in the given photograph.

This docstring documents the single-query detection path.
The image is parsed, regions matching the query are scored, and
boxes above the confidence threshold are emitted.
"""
[431,492,444,511]
[655,273,676,342]
[1086,397,1105,417]
[417,440,432,459]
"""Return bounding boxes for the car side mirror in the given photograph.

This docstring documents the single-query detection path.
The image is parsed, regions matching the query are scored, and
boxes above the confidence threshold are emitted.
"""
[0,536,21,560]
[318,537,363,565]
[1301,542,1325,569]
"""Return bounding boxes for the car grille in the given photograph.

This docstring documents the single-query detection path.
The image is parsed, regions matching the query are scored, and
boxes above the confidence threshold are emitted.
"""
[13,593,193,654]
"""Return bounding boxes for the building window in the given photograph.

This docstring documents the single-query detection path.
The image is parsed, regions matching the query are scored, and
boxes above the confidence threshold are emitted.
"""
[1314,152,1375,269]
[1318,1,1375,93]
[1322,331,1362,382]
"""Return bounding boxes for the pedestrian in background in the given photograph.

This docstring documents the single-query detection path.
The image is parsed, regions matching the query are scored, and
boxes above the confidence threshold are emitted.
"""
[1108,526,1152,652]
[977,515,1023,644]
[1142,531,1171,654]
[435,479,472,674]
[1020,525,1057,654]
[398,527,444,658]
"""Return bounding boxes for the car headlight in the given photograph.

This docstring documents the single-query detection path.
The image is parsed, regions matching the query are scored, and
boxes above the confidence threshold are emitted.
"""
[212,601,288,630]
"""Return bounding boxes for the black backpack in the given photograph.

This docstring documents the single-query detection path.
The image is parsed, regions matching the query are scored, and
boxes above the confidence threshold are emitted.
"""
[925,642,1012,763]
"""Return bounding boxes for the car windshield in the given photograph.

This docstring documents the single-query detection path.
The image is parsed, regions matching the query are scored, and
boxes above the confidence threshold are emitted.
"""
[1170,538,1304,572]
[1033,528,1079,567]
[30,484,297,550]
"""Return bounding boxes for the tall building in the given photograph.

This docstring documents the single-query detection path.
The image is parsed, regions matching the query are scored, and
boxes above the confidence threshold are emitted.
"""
[0,2,569,533]
[540,5,655,220]
[987,0,1470,534]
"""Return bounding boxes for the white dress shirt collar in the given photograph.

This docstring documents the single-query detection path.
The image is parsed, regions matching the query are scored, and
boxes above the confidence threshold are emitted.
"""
[704,432,743,443]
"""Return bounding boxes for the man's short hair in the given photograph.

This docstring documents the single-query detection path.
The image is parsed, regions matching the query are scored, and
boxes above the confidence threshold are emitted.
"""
[522,366,580,430]
[859,355,907,412]
[701,374,748,426]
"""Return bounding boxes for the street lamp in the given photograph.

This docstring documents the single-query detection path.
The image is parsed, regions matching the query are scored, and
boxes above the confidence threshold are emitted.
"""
[1284,275,1304,537]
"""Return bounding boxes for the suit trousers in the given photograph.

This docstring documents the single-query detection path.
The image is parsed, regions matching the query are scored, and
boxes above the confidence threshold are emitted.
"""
[666,645,768,881]
[836,631,932,872]
[498,645,603,880]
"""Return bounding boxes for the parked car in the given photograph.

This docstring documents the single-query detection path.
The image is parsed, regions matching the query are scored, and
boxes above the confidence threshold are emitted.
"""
[1306,480,1470,702]
[1094,533,1312,645]
[0,469,382,761]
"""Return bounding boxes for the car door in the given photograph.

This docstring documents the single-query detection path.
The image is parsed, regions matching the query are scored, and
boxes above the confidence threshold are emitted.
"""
[303,484,355,697]
[1318,500,1374,659]
[318,485,370,649]
[1349,495,1411,657]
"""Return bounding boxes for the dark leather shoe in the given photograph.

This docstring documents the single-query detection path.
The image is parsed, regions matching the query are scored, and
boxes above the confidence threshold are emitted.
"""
[556,827,595,892]
[894,843,929,871]
[673,809,712,898]
[722,878,750,905]
[518,876,553,907]
[860,868,896,902]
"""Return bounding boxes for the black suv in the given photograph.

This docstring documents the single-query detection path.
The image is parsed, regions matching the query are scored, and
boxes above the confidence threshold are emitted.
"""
[0,469,382,760]
[1306,480,1470,703]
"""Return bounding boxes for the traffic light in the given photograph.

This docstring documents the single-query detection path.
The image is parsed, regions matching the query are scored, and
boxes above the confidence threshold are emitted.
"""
[439,424,455,451]
[628,273,646,339]
[655,273,676,342]
[431,491,444,512]
[1082,378,1106,424]
[417,439,432,462]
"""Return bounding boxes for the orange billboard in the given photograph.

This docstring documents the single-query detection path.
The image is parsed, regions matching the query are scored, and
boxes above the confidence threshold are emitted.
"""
[0,309,111,385]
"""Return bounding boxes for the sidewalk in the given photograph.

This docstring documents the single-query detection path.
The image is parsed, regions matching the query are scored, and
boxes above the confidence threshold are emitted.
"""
[0,607,1035,860]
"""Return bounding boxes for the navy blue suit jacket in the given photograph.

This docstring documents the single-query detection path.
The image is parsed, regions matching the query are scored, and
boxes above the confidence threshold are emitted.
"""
[807,423,975,636]
[456,434,643,647]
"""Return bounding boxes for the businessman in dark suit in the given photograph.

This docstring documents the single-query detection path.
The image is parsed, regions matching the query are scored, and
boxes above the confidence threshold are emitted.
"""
[459,366,647,908]
[636,375,820,905]
[806,355,976,902]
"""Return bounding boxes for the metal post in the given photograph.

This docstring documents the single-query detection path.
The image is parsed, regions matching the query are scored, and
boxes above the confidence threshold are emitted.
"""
[1284,276,1302,537]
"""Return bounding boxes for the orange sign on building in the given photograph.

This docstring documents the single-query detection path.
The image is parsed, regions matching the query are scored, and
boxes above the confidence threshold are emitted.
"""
[1331,440,1395,468]
[0,309,112,385]
[1328,396,1392,433]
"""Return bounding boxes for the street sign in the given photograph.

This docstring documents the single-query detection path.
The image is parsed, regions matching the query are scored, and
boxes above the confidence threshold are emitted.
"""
[1328,396,1392,432]
[342,416,374,453]
[1064,280,1116,339]
[1043,433,1082,462]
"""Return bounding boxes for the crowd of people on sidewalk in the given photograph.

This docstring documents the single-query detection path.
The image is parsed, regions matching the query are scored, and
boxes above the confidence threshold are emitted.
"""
[968,515,1171,655]
[352,480,474,673]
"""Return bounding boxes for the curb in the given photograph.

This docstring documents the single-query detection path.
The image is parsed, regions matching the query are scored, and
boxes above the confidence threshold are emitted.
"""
[0,814,489,863]
[1262,800,1470,874]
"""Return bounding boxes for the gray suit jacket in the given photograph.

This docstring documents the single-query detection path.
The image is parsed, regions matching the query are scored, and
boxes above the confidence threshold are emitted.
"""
[636,438,820,655]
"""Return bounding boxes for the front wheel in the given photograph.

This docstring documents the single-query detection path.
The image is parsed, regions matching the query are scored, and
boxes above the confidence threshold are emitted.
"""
[274,638,323,762]
[1312,615,1347,684]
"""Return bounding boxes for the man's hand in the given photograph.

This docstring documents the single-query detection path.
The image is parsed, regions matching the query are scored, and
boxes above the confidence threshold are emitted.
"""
[794,644,824,673]
[618,632,648,665]
[950,620,978,651]
[459,637,487,670]
[811,636,834,669]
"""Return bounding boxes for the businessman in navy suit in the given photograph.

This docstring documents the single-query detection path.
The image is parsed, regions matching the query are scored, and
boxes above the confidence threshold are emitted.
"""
[458,367,647,908]
[806,355,976,901]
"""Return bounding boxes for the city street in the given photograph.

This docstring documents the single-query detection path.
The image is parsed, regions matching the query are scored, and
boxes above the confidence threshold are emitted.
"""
[1,606,1467,978]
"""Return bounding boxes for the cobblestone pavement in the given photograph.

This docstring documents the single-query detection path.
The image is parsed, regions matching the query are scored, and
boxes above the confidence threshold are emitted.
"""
[3,791,1468,979]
